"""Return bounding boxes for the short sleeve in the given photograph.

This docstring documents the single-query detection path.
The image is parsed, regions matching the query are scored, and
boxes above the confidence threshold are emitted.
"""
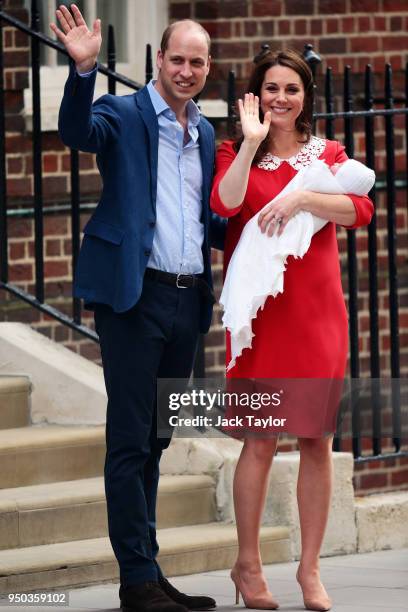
[210,141,244,218]
[334,141,374,229]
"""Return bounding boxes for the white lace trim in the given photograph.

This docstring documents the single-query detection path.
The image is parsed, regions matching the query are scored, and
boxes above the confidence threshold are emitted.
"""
[257,136,326,171]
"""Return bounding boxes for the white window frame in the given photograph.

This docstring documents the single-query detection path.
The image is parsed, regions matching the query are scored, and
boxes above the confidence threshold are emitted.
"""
[24,0,169,131]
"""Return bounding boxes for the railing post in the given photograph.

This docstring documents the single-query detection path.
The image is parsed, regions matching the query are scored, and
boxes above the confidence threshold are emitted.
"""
[364,64,381,457]
[0,0,8,284]
[145,43,153,85]
[227,70,236,139]
[384,64,401,452]
[324,67,335,140]
[343,65,361,458]
[107,24,116,95]
[31,0,44,303]
[303,43,321,133]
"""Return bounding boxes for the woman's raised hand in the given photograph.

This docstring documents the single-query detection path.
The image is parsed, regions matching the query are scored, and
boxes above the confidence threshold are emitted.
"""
[50,4,102,73]
[238,93,272,146]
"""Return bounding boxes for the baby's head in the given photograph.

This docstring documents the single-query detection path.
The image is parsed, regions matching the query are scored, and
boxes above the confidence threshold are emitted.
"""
[329,162,344,176]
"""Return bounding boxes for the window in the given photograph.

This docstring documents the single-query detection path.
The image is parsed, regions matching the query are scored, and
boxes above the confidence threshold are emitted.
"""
[23,0,169,130]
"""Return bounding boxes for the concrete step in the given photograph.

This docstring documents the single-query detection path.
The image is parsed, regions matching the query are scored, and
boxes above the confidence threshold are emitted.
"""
[0,524,291,593]
[355,491,408,553]
[0,474,217,549]
[0,376,31,429]
[0,425,105,489]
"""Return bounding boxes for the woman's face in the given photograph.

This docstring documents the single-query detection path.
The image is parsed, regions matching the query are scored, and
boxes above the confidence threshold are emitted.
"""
[260,65,305,132]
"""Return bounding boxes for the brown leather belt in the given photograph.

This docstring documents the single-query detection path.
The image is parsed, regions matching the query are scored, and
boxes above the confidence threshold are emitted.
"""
[144,268,215,304]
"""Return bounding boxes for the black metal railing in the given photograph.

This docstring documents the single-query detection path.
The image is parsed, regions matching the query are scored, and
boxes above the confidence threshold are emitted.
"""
[0,1,406,461]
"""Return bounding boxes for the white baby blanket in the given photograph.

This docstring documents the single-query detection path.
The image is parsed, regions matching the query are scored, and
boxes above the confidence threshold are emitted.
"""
[220,158,375,371]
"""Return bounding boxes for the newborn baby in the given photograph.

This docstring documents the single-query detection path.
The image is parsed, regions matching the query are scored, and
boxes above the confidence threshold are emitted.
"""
[220,158,376,371]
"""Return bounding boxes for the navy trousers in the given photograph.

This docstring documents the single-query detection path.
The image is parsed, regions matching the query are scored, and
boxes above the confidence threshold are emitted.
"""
[94,276,201,587]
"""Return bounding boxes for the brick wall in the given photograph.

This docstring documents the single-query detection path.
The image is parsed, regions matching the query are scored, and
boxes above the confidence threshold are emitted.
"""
[0,0,407,494]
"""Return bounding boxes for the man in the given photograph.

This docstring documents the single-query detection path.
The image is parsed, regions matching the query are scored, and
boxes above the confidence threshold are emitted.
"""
[51,5,224,612]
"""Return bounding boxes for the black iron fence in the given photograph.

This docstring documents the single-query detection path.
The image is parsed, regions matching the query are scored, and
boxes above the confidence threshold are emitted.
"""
[0,0,407,461]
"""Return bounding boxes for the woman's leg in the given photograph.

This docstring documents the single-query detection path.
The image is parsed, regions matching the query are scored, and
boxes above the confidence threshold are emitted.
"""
[296,436,334,609]
[232,437,279,606]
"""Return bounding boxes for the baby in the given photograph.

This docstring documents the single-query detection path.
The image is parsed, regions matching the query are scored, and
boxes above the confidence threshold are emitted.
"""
[220,157,376,370]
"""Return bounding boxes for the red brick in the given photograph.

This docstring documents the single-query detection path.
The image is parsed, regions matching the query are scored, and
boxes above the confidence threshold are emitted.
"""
[9,242,25,260]
[44,216,68,236]
[42,176,68,199]
[310,19,323,35]
[4,50,29,69]
[78,342,102,361]
[326,18,339,34]
[319,37,347,54]
[358,16,370,31]
[45,239,62,257]
[63,239,73,256]
[383,0,408,10]
[277,19,291,34]
[252,0,282,17]
[169,2,192,19]
[42,133,67,152]
[244,21,258,36]
[195,1,218,19]
[318,0,346,13]
[285,0,315,15]
[7,8,29,23]
[8,218,32,239]
[374,16,386,30]
[5,90,24,112]
[390,470,408,486]
[44,260,69,278]
[6,135,31,154]
[4,29,13,48]
[350,38,379,53]
[7,157,23,175]
[8,263,33,282]
[79,154,95,171]
[79,173,102,195]
[359,472,388,490]
[201,20,231,38]
[211,40,251,58]
[43,154,59,173]
[261,21,275,36]
[382,36,408,51]
[7,177,32,197]
[350,0,379,10]
[341,17,355,33]
[390,16,403,31]
[294,19,307,35]
[218,1,248,18]
[14,29,29,49]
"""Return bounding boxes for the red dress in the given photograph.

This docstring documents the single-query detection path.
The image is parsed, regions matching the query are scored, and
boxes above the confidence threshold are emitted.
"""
[210,137,374,436]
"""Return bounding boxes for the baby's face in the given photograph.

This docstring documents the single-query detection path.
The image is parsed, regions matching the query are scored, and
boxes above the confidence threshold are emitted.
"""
[330,162,344,175]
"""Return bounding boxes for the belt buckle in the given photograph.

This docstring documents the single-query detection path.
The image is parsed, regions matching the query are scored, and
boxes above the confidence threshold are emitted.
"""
[176,273,189,289]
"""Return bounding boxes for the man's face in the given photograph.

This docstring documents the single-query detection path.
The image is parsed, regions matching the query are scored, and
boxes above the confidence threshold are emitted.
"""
[156,26,210,108]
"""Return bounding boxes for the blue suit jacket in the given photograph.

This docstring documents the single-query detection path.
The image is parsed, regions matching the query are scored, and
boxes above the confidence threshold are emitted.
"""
[59,65,225,333]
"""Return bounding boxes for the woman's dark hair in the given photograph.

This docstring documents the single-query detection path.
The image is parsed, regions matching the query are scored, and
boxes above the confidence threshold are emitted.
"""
[233,49,314,165]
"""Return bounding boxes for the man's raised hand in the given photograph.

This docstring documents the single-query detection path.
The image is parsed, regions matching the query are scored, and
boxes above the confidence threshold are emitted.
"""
[50,4,101,74]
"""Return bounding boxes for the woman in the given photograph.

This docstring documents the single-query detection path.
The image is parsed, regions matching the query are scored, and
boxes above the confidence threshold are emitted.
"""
[210,50,374,611]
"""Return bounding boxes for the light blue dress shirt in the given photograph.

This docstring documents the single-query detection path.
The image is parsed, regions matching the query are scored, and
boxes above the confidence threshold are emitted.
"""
[146,80,204,274]
[77,69,205,274]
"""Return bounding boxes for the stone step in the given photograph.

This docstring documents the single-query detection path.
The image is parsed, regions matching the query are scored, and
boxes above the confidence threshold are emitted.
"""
[0,425,106,489]
[0,474,216,549]
[355,491,408,553]
[0,524,291,593]
[0,376,31,429]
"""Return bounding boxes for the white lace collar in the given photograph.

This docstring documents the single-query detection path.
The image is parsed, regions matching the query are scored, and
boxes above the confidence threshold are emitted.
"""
[257,136,326,171]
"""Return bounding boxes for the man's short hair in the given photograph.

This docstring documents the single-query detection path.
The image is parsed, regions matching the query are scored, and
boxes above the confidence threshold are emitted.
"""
[160,20,211,56]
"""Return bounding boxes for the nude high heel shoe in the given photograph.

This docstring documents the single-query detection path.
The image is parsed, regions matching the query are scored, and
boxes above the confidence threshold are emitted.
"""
[296,568,332,611]
[231,567,279,609]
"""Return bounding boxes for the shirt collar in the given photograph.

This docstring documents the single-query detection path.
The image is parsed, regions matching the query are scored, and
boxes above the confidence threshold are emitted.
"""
[147,79,201,127]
